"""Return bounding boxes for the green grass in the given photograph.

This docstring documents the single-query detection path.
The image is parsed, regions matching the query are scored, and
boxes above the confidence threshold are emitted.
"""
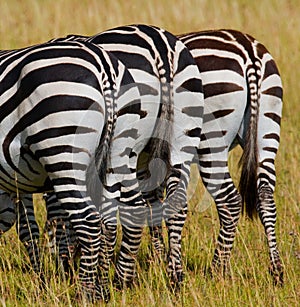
[0,0,299,306]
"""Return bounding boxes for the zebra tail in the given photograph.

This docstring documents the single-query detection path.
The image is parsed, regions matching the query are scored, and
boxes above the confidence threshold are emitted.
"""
[87,85,117,202]
[146,64,174,182]
[238,62,261,219]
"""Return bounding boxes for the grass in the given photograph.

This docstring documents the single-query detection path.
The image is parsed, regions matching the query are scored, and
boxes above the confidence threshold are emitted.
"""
[0,0,299,306]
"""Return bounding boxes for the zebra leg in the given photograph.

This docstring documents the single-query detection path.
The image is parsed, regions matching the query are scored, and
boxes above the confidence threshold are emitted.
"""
[163,164,190,288]
[137,157,165,257]
[147,195,165,258]
[109,150,147,288]
[49,184,102,300]
[211,183,242,275]
[44,192,76,280]
[200,157,242,277]
[115,180,147,288]
[15,195,42,277]
[96,193,118,301]
[255,80,283,285]
[256,182,283,285]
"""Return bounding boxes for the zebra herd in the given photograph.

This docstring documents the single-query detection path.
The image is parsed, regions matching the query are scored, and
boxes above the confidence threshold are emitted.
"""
[0,25,283,301]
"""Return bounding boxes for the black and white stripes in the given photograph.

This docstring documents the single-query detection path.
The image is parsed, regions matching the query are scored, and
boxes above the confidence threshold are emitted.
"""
[70,24,204,289]
[148,29,283,284]
[0,26,283,302]
[0,24,204,299]
[0,39,143,299]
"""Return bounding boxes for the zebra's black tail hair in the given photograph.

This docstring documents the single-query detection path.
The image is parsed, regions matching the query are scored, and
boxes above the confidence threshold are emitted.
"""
[238,56,261,219]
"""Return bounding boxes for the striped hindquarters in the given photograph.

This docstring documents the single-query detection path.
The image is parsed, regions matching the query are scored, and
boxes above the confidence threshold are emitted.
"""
[179,29,282,218]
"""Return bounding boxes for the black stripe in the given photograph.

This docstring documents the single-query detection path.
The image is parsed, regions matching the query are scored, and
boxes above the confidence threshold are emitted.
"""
[195,55,243,76]
[204,83,243,99]
[185,128,201,138]
[200,171,229,180]
[201,130,227,141]
[204,109,234,123]
[35,145,86,159]
[104,182,121,193]
[263,59,280,80]
[258,173,275,187]
[198,145,227,155]
[176,78,203,94]
[183,37,248,62]
[262,86,283,98]
[263,133,280,142]
[262,146,277,153]
[200,160,227,168]
[51,177,85,186]
[114,129,139,140]
[264,112,281,125]
[182,106,204,118]
[107,165,135,175]
[26,126,97,145]
[117,99,146,118]
[259,164,276,176]
[45,162,86,173]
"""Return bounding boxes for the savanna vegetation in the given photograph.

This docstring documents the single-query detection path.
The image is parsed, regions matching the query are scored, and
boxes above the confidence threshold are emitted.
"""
[0,0,299,306]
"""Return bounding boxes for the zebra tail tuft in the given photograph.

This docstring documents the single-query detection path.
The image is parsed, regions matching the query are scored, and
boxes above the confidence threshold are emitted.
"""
[238,62,261,219]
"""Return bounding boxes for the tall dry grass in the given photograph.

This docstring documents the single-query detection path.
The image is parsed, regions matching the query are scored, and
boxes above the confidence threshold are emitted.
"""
[0,0,299,306]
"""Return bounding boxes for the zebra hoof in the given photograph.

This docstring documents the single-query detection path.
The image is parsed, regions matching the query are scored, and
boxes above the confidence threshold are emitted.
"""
[76,284,110,303]
[204,265,231,280]
[168,271,184,291]
[269,264,284,286]
[95,285,111,302]
[113,275,134,291]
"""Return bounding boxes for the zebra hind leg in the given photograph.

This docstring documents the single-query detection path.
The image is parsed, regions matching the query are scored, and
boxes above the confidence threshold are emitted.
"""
[96,196,118,302]
[203,173,242,278]
[15,196,44,283]
[144,185,165,259]
[257,184,283,286]
[148,200,165,259]
[138,155,166,258]
[114,202,147,289]
[163,166,190,289]
[50,187,102,301]
[44,192,77,282]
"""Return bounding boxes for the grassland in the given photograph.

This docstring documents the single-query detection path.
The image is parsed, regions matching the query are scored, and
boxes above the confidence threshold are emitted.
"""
[0,0,299,306]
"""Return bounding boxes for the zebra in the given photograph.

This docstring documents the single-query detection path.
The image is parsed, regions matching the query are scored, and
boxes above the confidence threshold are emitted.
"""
[0,24,204,297]
[146,29,283,285]
[0,38,148,300]
[55,24,204,290]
